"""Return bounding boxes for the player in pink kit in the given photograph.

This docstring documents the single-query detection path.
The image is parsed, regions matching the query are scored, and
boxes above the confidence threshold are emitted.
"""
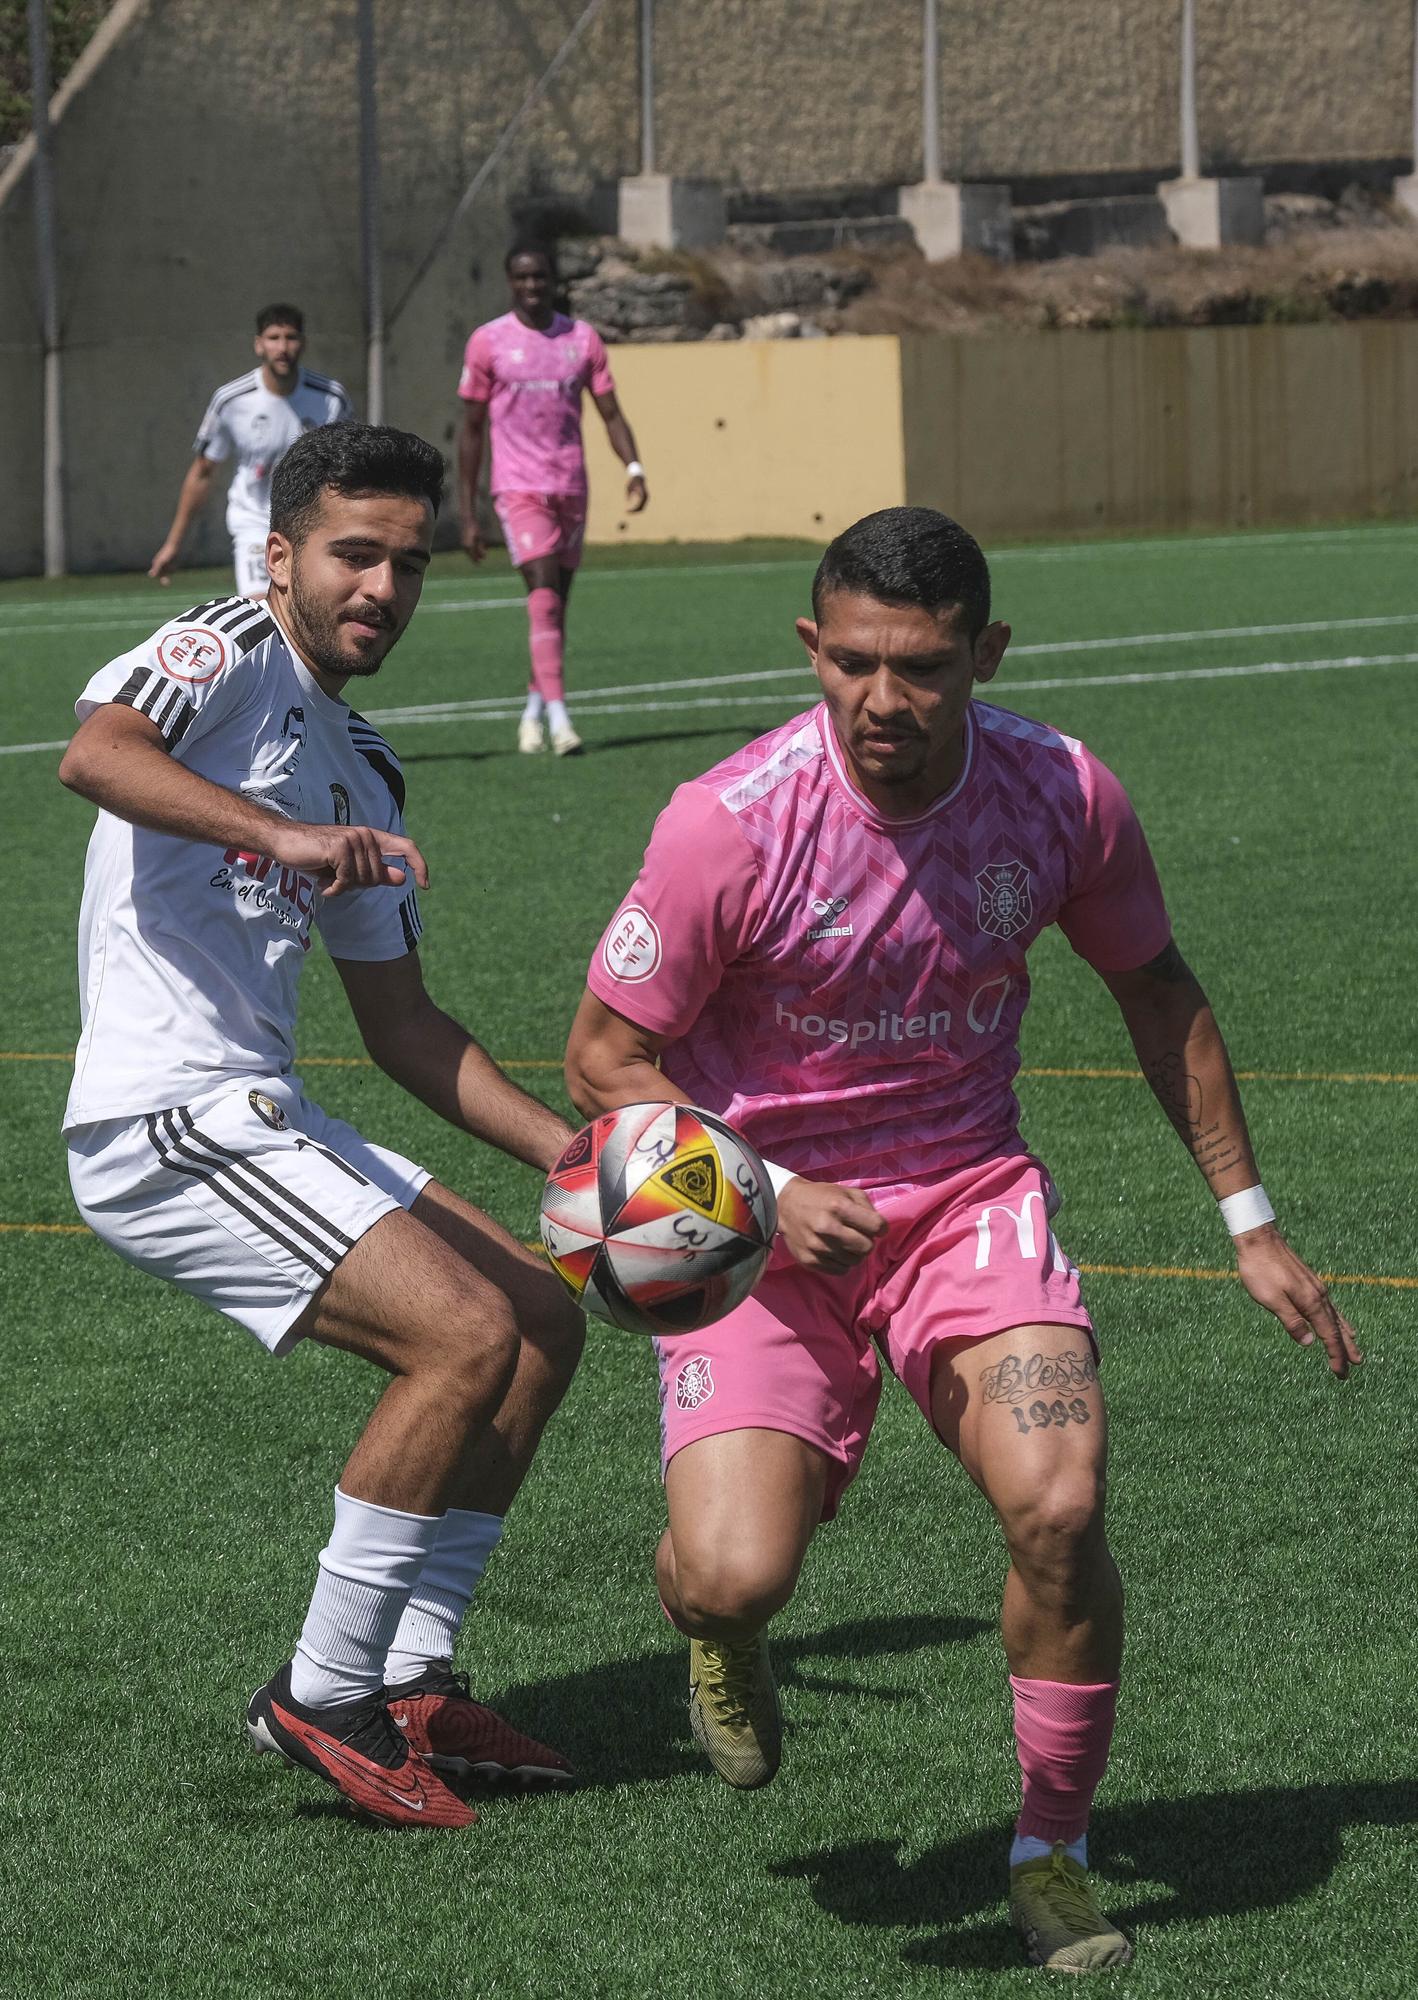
[457,244,648,757]
[566,509,1360,1973]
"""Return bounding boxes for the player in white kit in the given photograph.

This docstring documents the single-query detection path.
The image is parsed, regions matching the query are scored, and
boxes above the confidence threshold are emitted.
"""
[65,424,583,1830]
[149,304,353,600]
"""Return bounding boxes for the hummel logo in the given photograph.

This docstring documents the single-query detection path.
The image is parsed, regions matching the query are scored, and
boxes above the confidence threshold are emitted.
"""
[807,894,853,942]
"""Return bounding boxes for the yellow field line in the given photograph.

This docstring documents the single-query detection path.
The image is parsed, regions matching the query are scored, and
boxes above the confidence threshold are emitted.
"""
[3,1053,1416,1085]
[4,1220,1411,1288]
[1079,1261,1418,1291]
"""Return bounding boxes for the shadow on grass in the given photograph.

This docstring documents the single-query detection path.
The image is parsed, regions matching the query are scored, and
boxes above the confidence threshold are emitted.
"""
[773,1779,1418,1971]
[488,1612,992,1790]
[398,722,761,768]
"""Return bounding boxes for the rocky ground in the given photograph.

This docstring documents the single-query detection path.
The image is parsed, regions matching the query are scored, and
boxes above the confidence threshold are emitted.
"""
[559,188,1418,343]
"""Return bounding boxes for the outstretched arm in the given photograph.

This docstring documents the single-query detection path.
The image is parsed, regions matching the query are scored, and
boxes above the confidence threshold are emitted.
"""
[1102,940,1361,1378]
[59,703,427,899]
[149,456,219,584]
[337,951,570,1171]
[592,391,647,513]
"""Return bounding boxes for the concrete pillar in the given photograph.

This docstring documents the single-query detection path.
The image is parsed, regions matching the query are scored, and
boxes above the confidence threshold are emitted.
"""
[898,180,1013,262]
[1159,175,1264,247]
[1394,174,1418,222]
[617,174,725,251]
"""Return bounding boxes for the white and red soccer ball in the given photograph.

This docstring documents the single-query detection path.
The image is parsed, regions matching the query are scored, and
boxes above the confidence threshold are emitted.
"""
[539,1102,777,1336]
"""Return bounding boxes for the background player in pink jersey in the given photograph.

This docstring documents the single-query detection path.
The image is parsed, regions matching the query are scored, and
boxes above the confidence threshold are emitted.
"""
[457,244,648,758]
[565,508,1360,1973]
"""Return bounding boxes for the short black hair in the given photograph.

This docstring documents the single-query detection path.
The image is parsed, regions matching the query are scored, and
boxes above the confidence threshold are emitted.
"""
[811,507,991,636]
[270,423,445,545]
[256,302,304,334]
[504,239,556,277]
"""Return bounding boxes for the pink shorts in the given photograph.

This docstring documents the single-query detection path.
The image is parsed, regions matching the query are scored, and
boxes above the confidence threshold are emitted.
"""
[493,491,588,570]
[653,1153,1094,1519]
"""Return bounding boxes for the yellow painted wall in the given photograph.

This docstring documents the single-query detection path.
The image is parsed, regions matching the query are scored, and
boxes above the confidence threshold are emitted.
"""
[579,325,1418,550]
[582,338,906,547]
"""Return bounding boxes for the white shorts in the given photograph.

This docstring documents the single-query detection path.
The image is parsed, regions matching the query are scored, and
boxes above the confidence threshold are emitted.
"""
[67,1074,430,1355]
[232,532,270,598]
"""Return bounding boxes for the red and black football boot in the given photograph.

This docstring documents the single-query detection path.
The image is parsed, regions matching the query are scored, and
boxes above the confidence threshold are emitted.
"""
[384,1664,575,1787]
[246,1661,476,1828]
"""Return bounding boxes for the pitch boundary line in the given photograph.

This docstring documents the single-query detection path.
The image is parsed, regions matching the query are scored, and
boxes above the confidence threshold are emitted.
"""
[2,1217,1409,1288]
[4,517,1418,623]
[10,640,1403,754]
[5,1056,1408,1088]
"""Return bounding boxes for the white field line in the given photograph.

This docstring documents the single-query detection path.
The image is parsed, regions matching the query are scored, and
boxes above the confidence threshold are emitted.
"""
[5,517,1418,625]
[9,599,1418,654]
[368,646,1418,728]
[7,644,1416,758]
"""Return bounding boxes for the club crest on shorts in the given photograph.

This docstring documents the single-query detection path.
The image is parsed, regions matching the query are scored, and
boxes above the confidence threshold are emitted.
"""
[248,1090,287,1131]
[975,860,1033,939]
[675,1356,715,1410]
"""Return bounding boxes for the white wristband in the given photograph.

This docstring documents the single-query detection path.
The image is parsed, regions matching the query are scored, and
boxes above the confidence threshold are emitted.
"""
[626,460,645,479]
[762,1158,799,1200]
[1218,1184,1275,1238]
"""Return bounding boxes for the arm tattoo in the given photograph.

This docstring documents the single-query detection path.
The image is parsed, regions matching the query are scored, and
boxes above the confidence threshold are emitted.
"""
[1144,1050,1245,1182]
[980,1349,1098,1435]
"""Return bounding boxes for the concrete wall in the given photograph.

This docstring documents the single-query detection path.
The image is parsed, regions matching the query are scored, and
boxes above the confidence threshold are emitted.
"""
[899,321,1418,539]
[582,335,905,544]
[2,0,1417,575]
[583,319,1418,548]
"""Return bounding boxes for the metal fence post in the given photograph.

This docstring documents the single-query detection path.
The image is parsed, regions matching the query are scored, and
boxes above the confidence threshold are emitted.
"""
[357,0,384,424]
[922,0,940,184]
[1180,0,1199,180]
[639,0,655,178]
[27,0,65,576]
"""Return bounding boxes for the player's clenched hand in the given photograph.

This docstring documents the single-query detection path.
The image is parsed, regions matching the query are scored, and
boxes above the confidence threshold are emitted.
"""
[272,823,430,898]
[1234,1225,1362,1379]
[776,1179,887,1274]
[626,474,649,514]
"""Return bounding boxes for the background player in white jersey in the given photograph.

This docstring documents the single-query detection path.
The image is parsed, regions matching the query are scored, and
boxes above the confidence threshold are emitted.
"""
[149,304,353,601]
[457,243,648,757]
[566,509,1360,1970]
[63,424,583,1831]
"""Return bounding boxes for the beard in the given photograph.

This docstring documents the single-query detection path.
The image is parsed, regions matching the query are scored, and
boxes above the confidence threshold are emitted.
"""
[286,558,397,678]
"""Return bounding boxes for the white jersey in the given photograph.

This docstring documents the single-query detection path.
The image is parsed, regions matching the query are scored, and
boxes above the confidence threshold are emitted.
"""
[64,597,421,1132]
[194,368,353,535]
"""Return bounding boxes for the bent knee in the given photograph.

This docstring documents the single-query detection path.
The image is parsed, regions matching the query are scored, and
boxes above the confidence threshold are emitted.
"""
[422,1291,521,1402]
[1001,1477,1107,1575]
[672,1548,800,1634]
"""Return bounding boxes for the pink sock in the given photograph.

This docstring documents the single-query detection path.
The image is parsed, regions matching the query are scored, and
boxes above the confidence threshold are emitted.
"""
[526,587,565,704]
[1011,1675,1118,1845]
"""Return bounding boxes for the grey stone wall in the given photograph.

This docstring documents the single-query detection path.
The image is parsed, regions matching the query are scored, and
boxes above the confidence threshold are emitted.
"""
[1,0,1414,573]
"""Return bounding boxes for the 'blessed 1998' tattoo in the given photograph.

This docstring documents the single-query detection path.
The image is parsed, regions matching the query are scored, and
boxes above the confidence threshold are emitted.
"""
[980,1350,1098,1435]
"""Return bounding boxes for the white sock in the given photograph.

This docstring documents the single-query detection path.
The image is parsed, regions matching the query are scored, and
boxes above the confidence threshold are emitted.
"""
[1011,1832,1088,1869]
[383,1509,504,1688]
[521,689,545,724]
[547,699,571,732]
[290,1487,442,1709]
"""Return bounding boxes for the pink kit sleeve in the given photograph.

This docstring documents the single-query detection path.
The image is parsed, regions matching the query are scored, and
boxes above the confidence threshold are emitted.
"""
[457,328,492,402]
[587,783,763,1038]
[1055,749,1173,972]
[585,326,615,398]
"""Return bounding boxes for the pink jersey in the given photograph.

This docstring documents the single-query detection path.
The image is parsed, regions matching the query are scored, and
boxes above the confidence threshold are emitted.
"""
[587,701,1171,1190]
[457,311,615,496]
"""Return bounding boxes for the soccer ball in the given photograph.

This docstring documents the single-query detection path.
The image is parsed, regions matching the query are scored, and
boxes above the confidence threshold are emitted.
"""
[539,1102,777,1335]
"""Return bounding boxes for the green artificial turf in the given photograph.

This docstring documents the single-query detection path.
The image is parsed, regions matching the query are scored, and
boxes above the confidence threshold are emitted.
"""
[1,525,1414,1997]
